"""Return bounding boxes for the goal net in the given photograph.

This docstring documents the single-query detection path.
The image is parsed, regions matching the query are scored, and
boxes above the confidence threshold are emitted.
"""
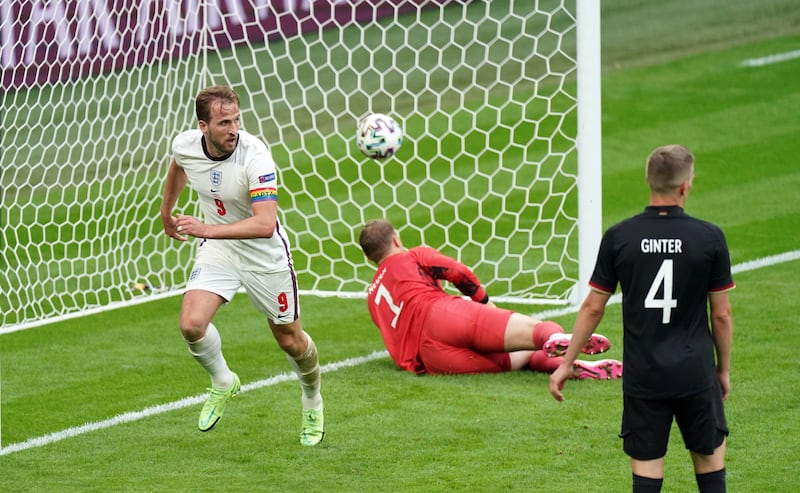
[1,0,600,332]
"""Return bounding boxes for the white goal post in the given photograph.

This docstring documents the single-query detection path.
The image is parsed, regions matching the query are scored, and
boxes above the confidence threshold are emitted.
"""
[0,0,601,333]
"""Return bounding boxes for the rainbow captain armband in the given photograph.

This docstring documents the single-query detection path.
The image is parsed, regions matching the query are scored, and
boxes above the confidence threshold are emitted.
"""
[251,187,278,203]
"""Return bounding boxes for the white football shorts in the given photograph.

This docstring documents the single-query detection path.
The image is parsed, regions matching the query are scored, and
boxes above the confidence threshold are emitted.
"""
[185,260,300,325]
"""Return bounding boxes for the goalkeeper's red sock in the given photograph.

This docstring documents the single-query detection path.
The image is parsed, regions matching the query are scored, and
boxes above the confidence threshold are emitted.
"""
[529,350,563,373]
[532,321,564,348]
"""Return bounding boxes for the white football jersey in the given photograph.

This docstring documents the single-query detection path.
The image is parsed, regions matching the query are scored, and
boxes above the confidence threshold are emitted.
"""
[171,129,293,273]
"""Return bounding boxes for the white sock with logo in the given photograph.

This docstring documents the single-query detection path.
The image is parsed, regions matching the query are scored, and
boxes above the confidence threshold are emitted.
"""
[286,331,322,410]
[187,322,234,390]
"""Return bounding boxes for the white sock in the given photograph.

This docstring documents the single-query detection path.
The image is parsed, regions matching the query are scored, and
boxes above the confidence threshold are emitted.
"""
[286,331,322,410]
[186,322,234,390]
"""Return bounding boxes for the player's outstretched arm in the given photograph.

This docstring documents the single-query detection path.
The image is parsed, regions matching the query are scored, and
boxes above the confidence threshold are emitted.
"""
[415,247,488,302]
[549,289,610,401]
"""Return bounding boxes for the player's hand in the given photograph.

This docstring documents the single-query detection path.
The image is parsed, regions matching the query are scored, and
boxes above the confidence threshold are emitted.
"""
[172,213,206,239]
[163,213,188,241]
[549,363,572,402]
[717,369,731,401]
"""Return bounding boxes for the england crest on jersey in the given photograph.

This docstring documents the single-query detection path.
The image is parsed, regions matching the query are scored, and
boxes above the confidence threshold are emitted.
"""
[210,170,222,190]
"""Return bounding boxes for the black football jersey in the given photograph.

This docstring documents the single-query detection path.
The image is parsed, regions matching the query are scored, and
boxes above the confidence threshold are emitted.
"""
[590,206,734,398]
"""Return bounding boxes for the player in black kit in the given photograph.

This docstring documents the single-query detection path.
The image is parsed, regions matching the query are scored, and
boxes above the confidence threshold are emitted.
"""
[549,145,734,493]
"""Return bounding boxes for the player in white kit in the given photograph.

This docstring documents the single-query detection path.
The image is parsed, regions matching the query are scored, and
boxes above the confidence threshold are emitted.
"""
[160,85,324,445]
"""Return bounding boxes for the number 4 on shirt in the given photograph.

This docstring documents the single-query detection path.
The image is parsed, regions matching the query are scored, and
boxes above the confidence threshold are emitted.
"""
[645,259,677,324]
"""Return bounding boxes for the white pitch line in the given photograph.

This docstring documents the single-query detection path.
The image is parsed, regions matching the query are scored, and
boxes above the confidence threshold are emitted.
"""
[2,249,800,457]
[739,49,800,67]
[731,250,800,274]
[532,249,800,320]
[0,350,388,457]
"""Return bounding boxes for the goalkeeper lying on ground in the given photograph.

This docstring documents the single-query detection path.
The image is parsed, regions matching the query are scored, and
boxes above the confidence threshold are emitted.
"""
[358,218,623,379]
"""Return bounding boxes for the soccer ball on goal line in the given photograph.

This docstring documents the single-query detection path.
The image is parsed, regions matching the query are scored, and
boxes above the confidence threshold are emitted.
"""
[356,113,403,159]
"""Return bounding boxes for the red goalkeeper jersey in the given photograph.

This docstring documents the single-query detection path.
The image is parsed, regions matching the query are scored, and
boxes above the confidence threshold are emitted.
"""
[366,246,488,373]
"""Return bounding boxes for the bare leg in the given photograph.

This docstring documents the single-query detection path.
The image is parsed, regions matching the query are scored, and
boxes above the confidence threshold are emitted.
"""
[503,314,563,351]
[631,457,665,480]
[508,350,535,370]
[691,440,726,474]
[180,289,225,342]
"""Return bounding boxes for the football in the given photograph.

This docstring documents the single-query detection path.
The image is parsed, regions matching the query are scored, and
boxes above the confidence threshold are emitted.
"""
[356,113,403,159]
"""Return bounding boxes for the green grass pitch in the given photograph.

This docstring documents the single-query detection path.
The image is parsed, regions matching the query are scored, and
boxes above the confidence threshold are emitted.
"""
[2,1,800,491]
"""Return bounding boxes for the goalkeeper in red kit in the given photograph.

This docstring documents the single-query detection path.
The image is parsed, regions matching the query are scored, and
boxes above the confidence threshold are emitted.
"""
[358,218,623,378]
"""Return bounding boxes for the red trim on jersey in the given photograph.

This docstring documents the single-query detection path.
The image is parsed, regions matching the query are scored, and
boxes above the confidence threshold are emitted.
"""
[709,282,736,294]
[588,280,614,295]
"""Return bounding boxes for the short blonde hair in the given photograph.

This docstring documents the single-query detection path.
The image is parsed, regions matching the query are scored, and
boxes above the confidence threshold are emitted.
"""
[646,144,694,194]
